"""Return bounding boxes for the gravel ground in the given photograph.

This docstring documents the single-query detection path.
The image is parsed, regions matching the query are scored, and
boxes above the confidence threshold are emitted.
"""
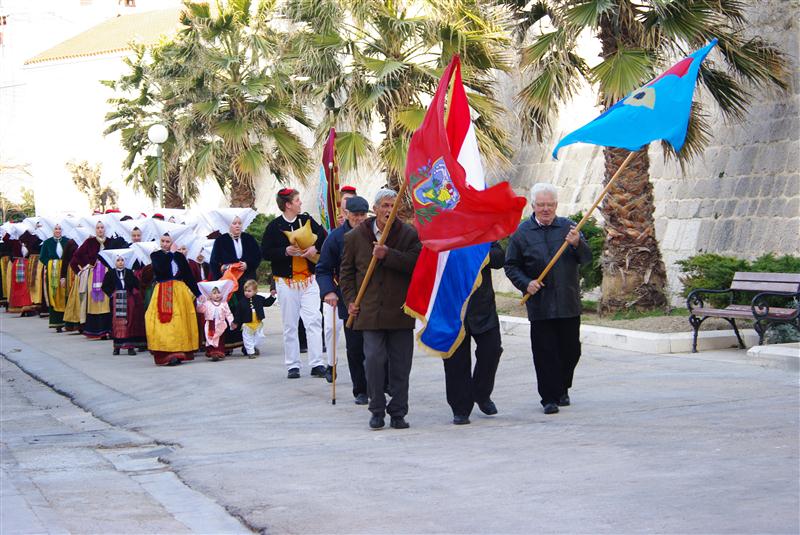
[494,294,750,333]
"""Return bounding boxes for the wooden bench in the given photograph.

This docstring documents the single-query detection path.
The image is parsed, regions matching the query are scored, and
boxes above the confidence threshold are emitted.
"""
[686,272,800,352]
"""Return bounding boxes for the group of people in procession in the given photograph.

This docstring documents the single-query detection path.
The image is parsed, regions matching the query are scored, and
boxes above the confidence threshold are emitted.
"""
[1,181,591,429]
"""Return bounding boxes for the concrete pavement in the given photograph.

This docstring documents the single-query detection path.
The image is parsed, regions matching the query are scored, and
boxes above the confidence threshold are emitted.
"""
[1,308,798,534]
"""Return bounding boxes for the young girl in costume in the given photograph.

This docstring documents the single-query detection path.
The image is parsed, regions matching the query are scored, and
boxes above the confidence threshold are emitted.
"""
[101,249,146,355]
[196,280,234,361]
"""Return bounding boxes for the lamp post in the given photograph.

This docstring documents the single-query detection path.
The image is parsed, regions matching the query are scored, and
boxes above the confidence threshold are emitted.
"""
[147,123,168,208]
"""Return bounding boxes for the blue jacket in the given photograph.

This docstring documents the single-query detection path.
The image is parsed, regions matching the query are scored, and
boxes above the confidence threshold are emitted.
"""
[316,220,352,318]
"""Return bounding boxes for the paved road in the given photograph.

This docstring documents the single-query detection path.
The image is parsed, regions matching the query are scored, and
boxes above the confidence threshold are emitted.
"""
[1,309,798,534]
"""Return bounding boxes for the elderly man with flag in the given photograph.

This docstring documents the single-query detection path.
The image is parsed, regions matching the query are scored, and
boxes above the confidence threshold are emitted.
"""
[506,40,718,414]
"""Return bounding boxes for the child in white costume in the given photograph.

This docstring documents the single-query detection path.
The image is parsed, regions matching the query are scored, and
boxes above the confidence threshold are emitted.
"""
[231,279,276,358]
[196,280,235,361]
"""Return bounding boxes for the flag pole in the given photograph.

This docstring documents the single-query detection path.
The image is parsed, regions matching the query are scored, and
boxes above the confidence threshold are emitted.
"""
[331,305,337,405]
[345,179,408,328]
[521,150,638,305]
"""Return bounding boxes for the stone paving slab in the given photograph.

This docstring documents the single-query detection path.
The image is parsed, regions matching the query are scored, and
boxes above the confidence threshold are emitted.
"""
[1,310,798,534]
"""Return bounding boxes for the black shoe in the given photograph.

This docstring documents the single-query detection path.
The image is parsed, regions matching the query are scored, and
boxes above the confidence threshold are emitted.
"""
[477,399,498,415]
[453,414,470,425]
[211,356,221,362]
[369,414,385,429]
[310,365,327,378]
[253,347,260,356]
[167,358,182,367]
[112,347,120,355]
[557,394,571,407]
[127,348,136,356]
[56,327,63,333]
[242,348,248,356]
[287,368,300,379]
[390,416,409,429]
[354,393,369,405]
[325,366,333,383]
[543,403,559,415]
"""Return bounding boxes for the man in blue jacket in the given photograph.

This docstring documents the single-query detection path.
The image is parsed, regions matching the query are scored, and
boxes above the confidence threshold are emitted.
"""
[317,196,370,404]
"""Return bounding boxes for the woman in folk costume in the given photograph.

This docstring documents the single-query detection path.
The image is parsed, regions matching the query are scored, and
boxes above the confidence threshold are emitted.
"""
[145,233,200,367]
[68,218,114,339]
[209,208,261,354]
[260,188,328,379]
[100,248,146,355]
[60,220,91,332]
[22,219,46,317]
[0,230,10,309]
[38,220,70,331]
[196,279,235,361]
[6,223,38,316]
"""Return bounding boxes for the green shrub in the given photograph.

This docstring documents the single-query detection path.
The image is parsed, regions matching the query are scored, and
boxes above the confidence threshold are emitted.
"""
[567,212,605,291]
[248,213,275,286]
[678,252,800,308]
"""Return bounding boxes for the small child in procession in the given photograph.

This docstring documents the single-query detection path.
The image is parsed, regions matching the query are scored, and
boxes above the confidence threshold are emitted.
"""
[100,249,146,355]
[196,280,235,362]
[231,279,276,358]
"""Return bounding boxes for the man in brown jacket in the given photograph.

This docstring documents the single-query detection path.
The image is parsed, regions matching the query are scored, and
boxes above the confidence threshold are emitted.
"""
[340,188,421,430]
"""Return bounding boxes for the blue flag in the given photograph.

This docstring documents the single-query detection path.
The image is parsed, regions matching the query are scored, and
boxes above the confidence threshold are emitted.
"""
[553,39,717,159]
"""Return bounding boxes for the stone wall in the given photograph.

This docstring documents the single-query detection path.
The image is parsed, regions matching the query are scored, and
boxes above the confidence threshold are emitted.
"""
[494,0,800,301]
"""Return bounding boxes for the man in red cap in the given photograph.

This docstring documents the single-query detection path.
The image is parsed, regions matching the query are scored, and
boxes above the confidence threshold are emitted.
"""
[337,186,358,227]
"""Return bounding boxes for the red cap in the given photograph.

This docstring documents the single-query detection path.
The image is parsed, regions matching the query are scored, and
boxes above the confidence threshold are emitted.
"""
[92,210,103,215]
[277,188,297,196]
[340,185,357,194]
[105,208,120,214]
[152,213,165,220]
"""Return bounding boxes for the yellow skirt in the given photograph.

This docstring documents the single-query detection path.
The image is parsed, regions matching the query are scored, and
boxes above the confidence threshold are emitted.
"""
[145,280,198,353]
[0,256,9,299]
[27,254,43,305]
[46,260,67,312]
[63,268,86,325]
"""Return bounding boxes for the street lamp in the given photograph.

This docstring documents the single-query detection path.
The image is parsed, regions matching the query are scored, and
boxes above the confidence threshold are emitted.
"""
[147,123,168,208]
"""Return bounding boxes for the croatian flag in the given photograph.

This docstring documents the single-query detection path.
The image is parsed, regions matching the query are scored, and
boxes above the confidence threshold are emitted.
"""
[404,57,524,356]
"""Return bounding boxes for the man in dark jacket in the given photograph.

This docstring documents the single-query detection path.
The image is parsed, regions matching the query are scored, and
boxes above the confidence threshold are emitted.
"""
[444,241,505,425]
[505,183,592,415]
[317,195,370,404]
[340,189,421,430]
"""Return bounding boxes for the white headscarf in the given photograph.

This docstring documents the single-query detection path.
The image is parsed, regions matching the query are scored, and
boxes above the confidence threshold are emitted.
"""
[205,208,258,234]
[99,248,137,270]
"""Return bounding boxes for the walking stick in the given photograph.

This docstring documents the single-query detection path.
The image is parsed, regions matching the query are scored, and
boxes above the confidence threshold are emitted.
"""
[345,180,409,328]
[331,304,337,405]
[521,150,637,305]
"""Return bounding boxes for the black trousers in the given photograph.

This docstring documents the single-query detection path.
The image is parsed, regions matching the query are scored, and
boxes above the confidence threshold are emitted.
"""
[530,317,581,406]
[343,325,367,397]
[443,326,503,417]
[363,329,413,418]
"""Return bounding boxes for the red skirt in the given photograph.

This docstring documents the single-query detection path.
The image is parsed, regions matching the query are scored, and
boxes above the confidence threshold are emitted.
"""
[9,259,33,310]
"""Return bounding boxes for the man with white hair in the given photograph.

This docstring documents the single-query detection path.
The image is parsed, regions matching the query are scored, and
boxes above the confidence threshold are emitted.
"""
[504,182,592,415]
[340,188,421,430]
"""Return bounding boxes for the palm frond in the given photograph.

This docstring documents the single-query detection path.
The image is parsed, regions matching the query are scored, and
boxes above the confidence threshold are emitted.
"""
[589,46,653,105]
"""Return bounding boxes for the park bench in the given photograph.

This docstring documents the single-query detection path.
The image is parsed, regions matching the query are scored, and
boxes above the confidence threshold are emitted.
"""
[686,272,800,352]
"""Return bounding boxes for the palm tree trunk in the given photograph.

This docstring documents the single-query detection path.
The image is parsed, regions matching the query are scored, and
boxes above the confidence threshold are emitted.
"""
[165,168,184,209]
[598,147,668,314]
[230,180,256,208]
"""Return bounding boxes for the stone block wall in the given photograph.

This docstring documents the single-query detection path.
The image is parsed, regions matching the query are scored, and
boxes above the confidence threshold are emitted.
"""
[494,0,800,302]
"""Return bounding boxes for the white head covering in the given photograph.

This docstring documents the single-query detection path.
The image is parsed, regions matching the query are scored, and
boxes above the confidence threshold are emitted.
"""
[22,217,42,238]
[80,214,108,237]
[151,220,194,248]
[38,217,61,239]
[156,208,187,224]
[99,248,137,270]
[0,222,14,240]
[198,279,234,301]
[182,235,205,261]
[206,208,257,234]
[201,239,215,260]
[6,222,28,240]
[183,210,214,236]
[101,212,129,239]
[131,241,160,266]
[120,218,158,242]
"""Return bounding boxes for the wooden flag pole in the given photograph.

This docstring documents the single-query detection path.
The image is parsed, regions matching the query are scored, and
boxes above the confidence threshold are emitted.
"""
[345,180,408,328]
[521,150,637,305]
[331,305,337,405]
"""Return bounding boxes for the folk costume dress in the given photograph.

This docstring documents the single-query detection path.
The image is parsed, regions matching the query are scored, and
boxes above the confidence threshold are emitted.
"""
[145,249,200,366]
[189,258,211,348]
[6,226,38,314]
[38,233,69,330]
[209,211,261,354]
[69,235,113,338]
[261,213,327,372]
[60,234,83,332]
[196,280,235,359]
[100,249,146,353]
[0,235,9,308]
[20,229,45,315]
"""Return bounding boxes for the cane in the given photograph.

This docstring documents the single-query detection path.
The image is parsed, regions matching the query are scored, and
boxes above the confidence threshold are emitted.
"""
[331,304,337,405]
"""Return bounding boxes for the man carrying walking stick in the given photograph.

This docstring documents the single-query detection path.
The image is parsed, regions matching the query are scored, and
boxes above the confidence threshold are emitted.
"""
[340,188,421,430]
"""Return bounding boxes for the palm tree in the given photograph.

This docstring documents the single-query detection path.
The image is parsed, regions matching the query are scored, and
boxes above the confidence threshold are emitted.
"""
[104,44,194,208]
[168,1,313,208]
[503,0,788,313]
[105,1,313,209]
[284,0,515,205]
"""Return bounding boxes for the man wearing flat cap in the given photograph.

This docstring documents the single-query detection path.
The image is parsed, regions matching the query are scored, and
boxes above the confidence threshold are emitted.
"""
[317,195,370,404]
[340,189,421,430]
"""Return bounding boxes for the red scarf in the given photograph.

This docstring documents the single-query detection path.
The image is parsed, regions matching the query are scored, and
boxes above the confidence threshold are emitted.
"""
[157,280,174,323]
